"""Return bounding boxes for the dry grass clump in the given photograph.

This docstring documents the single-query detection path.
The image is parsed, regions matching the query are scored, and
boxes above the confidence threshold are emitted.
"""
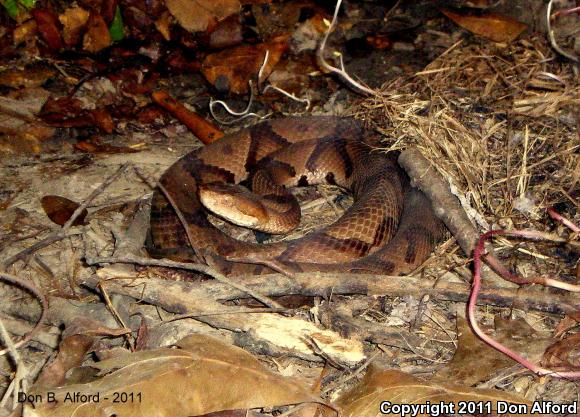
[357,36,578,235]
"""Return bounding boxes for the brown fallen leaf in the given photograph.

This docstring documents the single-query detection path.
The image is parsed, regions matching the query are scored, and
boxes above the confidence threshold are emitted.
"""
[13,19,38,46]
[41,195,88,226]
[155,10,173,41]
[202,36,288,94]
[166,0,240,33]
[207,14,243,49]
[0,87,55,154]
[0,67,55,89]
[252,1,311,40]
[441,9,527,43]
[83,11,112,53]
[336,365,531,417]
[26,334,327,417]
[31,8,63,51]
[40,97,114,133]
[433,317,552,386]
[34,334,95,389]
[542,333,580,370]
[59,7,90,47]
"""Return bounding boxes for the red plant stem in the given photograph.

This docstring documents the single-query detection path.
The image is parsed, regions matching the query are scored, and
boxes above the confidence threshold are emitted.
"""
[547,207,580,233]
[469,230,580,379]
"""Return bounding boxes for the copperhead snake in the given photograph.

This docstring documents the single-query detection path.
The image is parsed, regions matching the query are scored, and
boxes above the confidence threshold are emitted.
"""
[149,116,446,276]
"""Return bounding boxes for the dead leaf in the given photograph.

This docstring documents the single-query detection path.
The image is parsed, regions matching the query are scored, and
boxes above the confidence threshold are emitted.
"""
[0,87,54,154]
[34,335,95,389]
[441,9,527,43]
[83,11,112,53]
[59,7,90,47]
[542,333,580,370]
[41,195,88,226]
[202,37,288,94]
[40,97,114,133]
[433,317,552,385]
[166,0,240,33]
[336,365,531,417]
[155,11,173,41]
[0,67,55,89]
[31,8,63,51]
[13,19,38,46]
[26,334,326,417]
[207,14,242,49]
[253,1,312,40]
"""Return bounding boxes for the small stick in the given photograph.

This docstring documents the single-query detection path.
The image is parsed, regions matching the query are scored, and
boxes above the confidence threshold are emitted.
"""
[0,317,29,410]
[152,90,224,144]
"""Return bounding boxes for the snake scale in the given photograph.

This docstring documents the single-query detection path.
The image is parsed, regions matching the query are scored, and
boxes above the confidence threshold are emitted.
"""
[149,116,446,276]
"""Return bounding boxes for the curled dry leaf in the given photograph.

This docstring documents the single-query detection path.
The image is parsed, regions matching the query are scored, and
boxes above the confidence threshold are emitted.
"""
[202,37,288,94]
[165,0,241,33]
[25,334,327,417]
[335,365,531,417]
[40,195,88,226]
[441,9,527,43]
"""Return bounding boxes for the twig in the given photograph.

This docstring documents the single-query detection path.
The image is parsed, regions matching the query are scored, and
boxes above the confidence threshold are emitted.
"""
[159,307,290,324]
[96,283,135,351]
[209,81,268,125]
[316,0,376,95]
[82,259,579,315]
[0,317,29,410]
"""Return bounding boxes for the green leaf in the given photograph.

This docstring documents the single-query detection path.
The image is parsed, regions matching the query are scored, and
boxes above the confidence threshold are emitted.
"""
[18,0,37,8]
[109,5,124,42]
[1,0,20,19]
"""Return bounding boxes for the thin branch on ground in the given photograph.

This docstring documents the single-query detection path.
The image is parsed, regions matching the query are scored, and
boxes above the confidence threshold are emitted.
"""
[82,255,579,315]
[0,317,29,411]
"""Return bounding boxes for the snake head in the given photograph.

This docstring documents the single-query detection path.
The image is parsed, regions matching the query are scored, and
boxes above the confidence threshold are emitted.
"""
[198,183,268,228]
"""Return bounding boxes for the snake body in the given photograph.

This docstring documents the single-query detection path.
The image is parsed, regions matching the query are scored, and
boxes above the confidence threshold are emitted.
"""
[149,116,445,275]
